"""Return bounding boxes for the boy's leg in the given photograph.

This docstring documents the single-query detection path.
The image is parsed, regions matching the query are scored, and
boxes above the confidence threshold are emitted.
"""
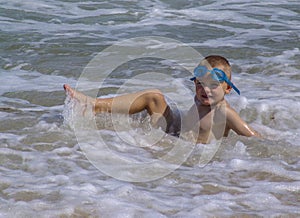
[64,84,172,131]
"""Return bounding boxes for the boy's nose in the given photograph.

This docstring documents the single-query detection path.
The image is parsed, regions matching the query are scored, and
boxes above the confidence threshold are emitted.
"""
[203,85,212,93]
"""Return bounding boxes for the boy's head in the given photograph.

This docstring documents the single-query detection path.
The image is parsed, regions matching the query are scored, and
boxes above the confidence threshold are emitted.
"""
[200,55,232,79]
[191,55,240,106]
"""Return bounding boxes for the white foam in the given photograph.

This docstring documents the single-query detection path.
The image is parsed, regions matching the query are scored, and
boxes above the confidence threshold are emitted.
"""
[229,159,300,180]
[0,69,76,95]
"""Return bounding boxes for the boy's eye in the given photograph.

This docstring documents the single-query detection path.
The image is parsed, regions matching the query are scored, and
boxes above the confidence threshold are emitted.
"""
[196,81,220,89]
[209,83,220,89]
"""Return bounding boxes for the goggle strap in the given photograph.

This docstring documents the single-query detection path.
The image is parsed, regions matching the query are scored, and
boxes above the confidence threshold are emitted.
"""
[191,67,241,95]
[224,78,241,95]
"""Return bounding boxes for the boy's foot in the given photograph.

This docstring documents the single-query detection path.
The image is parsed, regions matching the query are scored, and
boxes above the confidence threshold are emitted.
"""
[63,84,96,116]
[63,84,75,97]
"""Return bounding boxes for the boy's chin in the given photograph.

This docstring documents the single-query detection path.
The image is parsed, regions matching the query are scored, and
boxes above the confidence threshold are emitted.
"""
[201,101,212,106]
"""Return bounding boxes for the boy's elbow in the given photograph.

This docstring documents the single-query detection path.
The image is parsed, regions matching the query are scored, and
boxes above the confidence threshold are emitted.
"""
[229,123,259,138]
[252,130,263,138]
[238,128,262,138]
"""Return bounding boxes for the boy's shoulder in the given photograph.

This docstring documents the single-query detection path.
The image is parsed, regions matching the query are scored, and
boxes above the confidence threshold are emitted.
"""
[214,99,242,123]
[214,99,230,113]
[218,99,247,129]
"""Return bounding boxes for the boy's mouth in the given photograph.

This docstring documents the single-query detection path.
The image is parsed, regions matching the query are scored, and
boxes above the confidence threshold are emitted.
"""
[201,93,209,99]
[202,94,208,99]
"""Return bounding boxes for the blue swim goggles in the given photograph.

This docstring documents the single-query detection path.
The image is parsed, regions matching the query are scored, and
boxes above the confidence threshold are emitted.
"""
[190,66,240,95]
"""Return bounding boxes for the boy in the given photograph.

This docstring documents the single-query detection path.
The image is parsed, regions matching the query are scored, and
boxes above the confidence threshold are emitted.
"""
[64,55,259,143]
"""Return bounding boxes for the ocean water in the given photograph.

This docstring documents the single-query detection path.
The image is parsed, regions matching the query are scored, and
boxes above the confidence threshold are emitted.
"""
[1,0,300,217]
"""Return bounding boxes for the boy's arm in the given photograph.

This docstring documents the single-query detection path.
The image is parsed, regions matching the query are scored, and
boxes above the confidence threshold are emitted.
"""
[226,107,260,137]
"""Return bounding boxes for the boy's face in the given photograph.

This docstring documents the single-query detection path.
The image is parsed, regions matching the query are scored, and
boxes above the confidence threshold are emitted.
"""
[194,73,230,106]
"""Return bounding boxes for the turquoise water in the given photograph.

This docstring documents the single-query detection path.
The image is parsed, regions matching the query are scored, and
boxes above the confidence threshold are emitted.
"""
[0,0,300,217]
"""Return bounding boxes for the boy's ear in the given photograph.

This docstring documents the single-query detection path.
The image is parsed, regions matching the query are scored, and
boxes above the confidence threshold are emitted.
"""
[225,84,232,94]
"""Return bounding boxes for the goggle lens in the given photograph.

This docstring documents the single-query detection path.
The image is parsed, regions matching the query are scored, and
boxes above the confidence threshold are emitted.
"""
[190,66,240,95]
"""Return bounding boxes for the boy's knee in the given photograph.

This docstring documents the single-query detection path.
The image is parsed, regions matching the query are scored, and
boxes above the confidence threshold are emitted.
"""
[146,89,165,104]
[141,89,167,114]
[146,89,163,95]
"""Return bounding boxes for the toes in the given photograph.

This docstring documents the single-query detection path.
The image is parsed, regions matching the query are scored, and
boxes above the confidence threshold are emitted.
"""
[63,84,75,98]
